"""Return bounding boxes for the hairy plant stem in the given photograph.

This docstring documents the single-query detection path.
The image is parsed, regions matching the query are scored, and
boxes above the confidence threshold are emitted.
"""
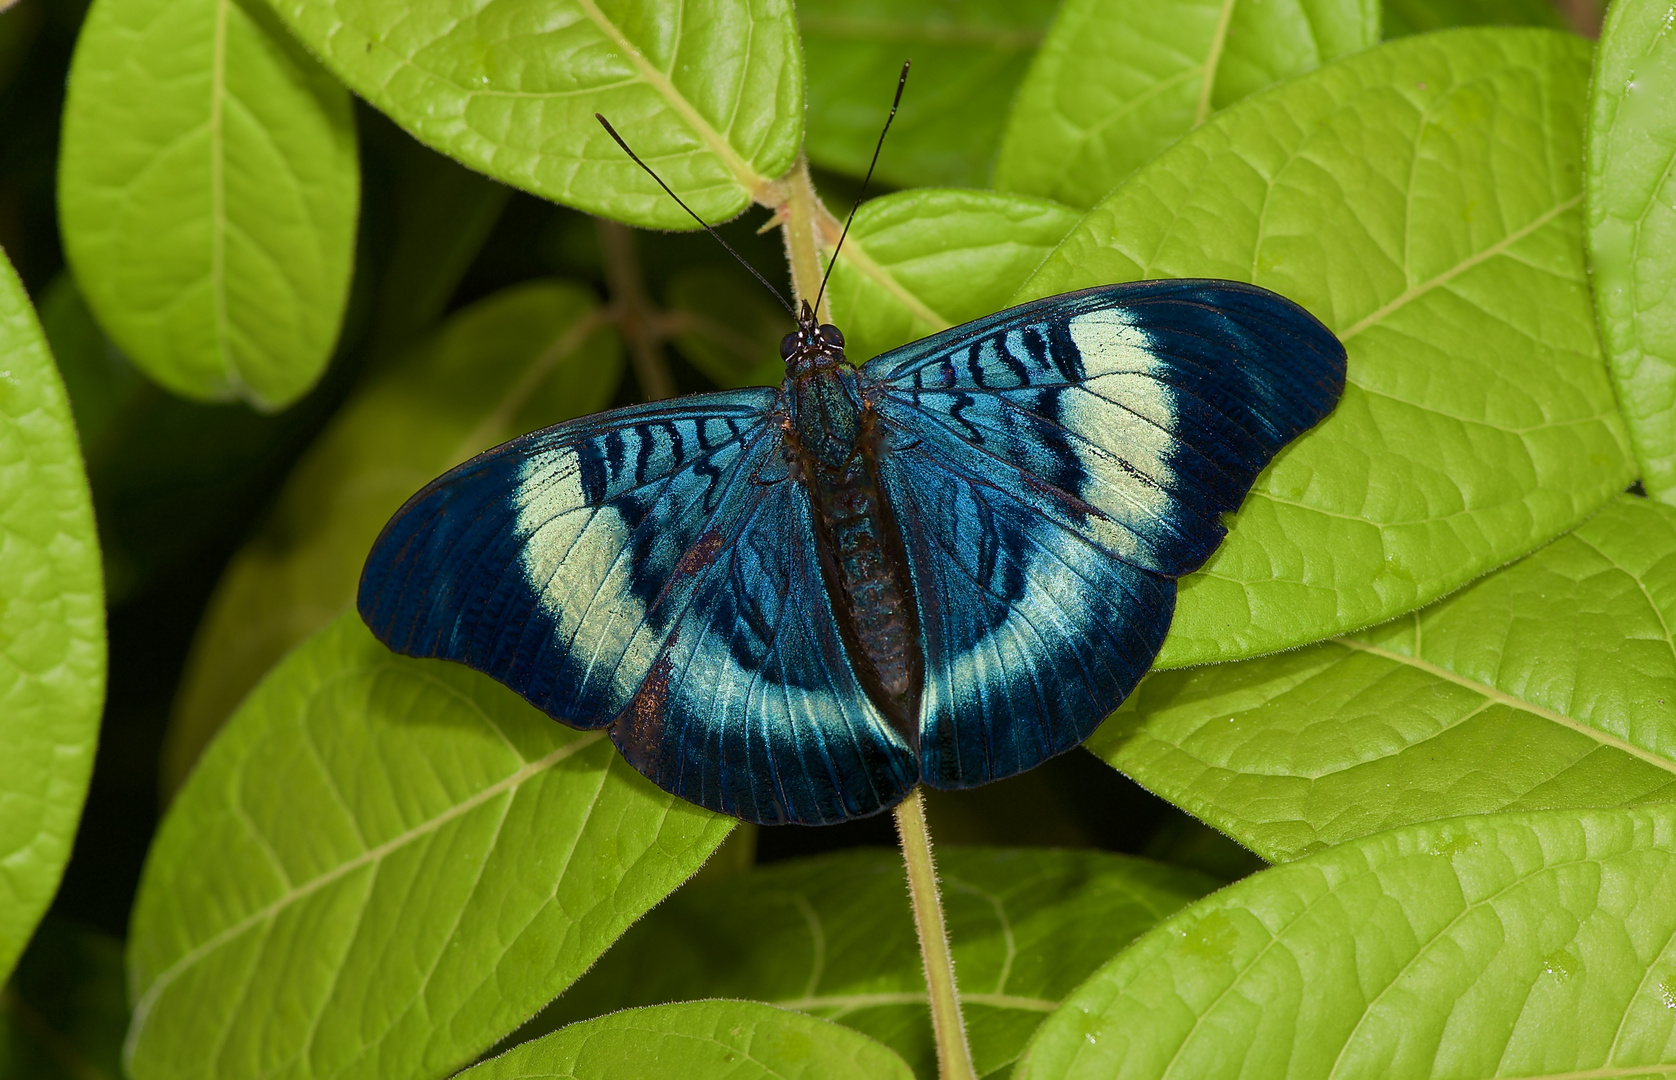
[595,218,676,401]
[764,162,972,1076]
[770,156,841,322]
[895,788,976,1080]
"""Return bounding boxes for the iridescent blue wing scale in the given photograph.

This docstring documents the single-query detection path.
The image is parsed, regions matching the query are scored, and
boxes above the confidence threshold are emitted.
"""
[358,390,915,825]
[614,477,916,825]
[864,279,1347,787]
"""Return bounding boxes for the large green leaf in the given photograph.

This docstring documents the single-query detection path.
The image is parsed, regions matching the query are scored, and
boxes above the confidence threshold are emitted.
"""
[1587,0,1676,503]
[1382,0,1566,38]
[1091,494,1676,862]
[993,0,1380,208]
[529,848,1220,1079]
[1025,28,1633,665]
[58,0,358,408]
[162,280,622,797]
[822,188,1080,364]
[0,254,104,986]
[1,919,127,1080]
[800,0,1059,189]
[263,0,803,228]
[1017,804,1676,1079]
[464,1001,914,1080]
[125,613,732,1080]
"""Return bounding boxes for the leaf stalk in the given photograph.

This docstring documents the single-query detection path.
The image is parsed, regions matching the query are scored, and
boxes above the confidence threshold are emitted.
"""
[895,788,976,1080]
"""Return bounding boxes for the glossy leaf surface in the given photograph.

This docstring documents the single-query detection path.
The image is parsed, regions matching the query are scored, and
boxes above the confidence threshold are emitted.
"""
[464,1001,913,1080]
[125,614,731,1080]
[533,848,1220,1079]
[800,0,1058,188]
[1018,805,1676,1080]
[162,280,622,796]
[263,0,803,228]
[1092,494,1676,862]
[823,188,1080,364]
[1025,28,1632,665]
[59,0,358,407]
[993,0,1379,208]
[0,256,104,985]
[1587,0,1676,502]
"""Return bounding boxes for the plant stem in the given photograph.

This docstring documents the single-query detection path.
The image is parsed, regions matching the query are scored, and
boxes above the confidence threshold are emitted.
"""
[774,156,837,321]
[895,788,976,1080]
[595,218,676,401]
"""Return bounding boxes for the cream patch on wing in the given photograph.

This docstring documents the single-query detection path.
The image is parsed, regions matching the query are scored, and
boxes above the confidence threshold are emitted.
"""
[511,448,658,705]
[919,532,1110,761]
[1062,308,1180,534]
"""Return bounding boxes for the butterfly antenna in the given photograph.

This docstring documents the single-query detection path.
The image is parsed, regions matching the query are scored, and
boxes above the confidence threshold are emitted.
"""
[595,113,797,318]
[812,60,911,318]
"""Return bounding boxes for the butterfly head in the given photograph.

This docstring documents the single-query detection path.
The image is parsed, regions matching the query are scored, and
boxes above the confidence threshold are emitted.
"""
[782,300,847,376]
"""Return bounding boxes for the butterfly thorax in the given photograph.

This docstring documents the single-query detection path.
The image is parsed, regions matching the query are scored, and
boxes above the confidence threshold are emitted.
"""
[780,318,924,744]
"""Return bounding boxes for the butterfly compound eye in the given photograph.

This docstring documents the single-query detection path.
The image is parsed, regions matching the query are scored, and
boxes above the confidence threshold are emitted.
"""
[818,324,845,349]
[779,331,802,360]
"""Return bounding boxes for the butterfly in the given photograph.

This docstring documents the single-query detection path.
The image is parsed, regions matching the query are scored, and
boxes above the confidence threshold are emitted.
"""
[358,276,1345,825]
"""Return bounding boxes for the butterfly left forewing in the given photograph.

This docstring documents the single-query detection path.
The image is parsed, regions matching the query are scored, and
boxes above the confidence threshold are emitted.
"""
[865,278,1345,788]
[868,279,1347,577]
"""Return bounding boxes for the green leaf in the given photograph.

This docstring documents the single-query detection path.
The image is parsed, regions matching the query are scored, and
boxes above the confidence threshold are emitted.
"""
[1092,494,1676,863]
[664,265,790,389]
[799,0,1059,189]
[263,0,803,229]
[464,1001,914,1080]
[1024,27,1633,665]
[162,279,622,797]
[0,254,104,986]
[1382,0,1566,38]
[993,0,1380,208]
[1,919,127,1080]
[527,848,1220,1079]
[125,613,732,1080]
[58,0,359,408]
[1587,0,1676,503]
[823,188,1081,364]
[1016,804,1676,1080]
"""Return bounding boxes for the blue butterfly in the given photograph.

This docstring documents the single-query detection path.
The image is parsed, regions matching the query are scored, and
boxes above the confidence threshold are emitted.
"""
[358,279,1345,825]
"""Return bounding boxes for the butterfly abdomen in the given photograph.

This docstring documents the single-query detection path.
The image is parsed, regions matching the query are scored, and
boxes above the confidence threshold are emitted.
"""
[789,366,924,743]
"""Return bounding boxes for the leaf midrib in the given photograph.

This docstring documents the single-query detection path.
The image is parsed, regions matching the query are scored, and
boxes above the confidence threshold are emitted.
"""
[1339,193,1585,340]
[1330,636,1676,775]
[125,728,609,1048]
[1194,0,1239,126]
[571,0,766,196]
[208,0,240,396]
